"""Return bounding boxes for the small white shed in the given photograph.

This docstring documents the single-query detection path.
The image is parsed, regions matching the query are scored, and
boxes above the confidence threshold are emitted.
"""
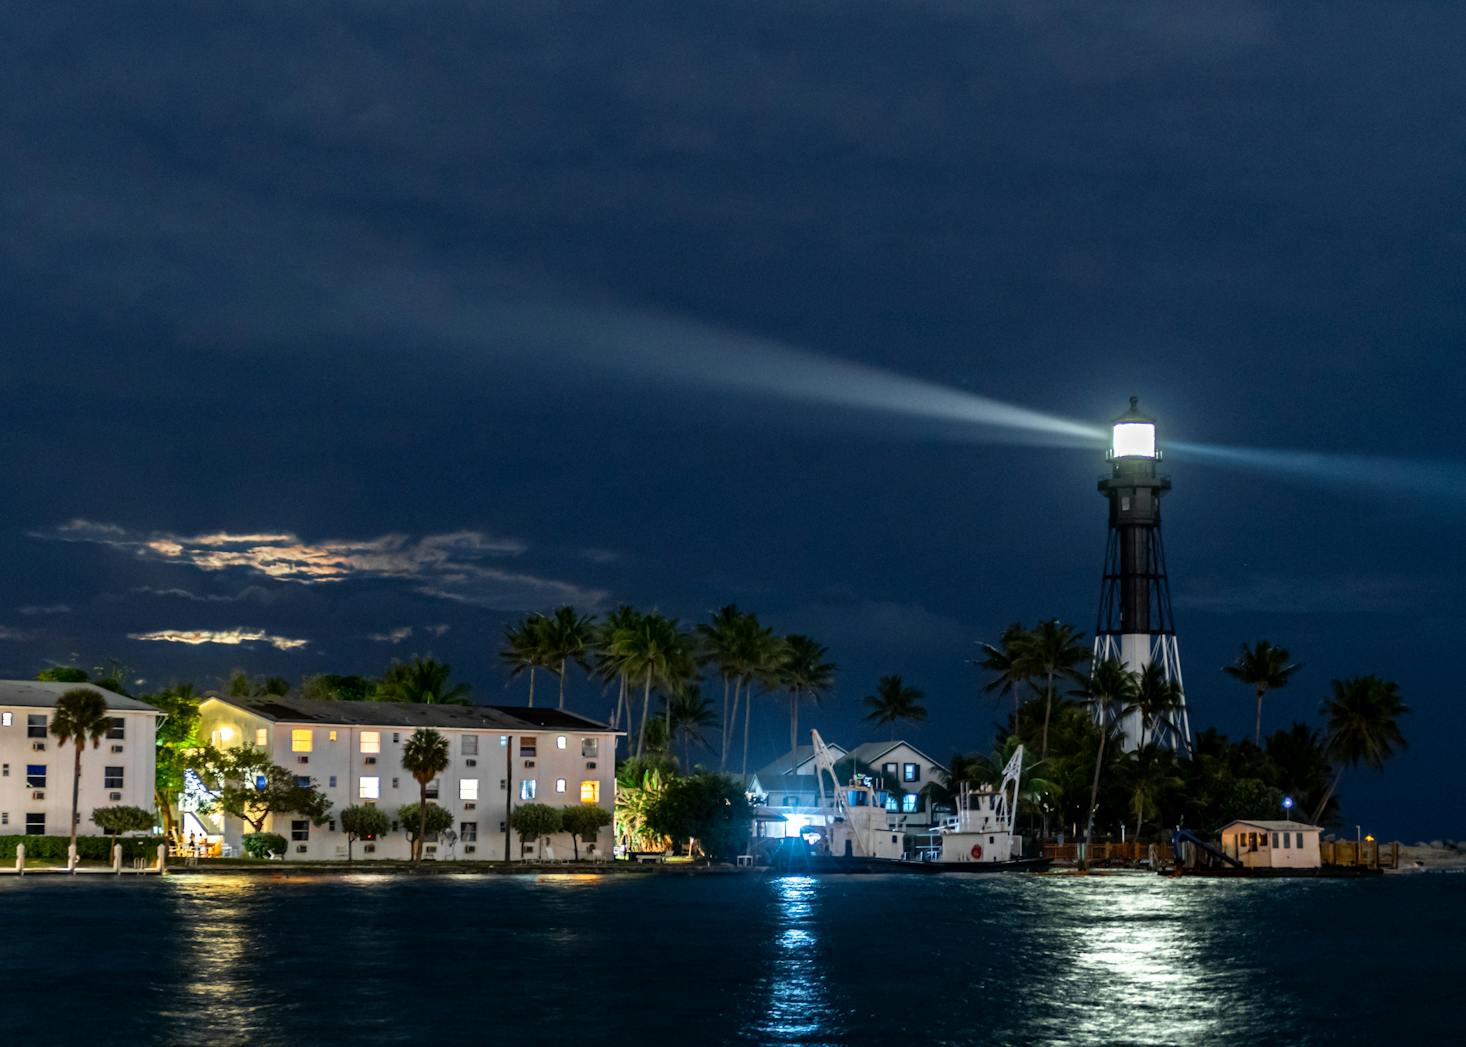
[1219,819,1323,869]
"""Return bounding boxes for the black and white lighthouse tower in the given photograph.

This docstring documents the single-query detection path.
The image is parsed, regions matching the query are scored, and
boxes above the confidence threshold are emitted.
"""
[1094,397,1192,751]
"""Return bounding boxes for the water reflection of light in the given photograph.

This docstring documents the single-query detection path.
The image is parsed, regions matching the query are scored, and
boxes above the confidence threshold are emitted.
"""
[167,879,264,1038]
[756,877,839,1045]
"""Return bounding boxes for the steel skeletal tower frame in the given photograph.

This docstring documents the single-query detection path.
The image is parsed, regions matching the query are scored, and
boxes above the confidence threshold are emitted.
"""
[1093,397,1192,752]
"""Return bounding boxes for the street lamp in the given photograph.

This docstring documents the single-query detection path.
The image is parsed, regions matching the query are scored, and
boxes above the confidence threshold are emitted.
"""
[1282,795,1294,822]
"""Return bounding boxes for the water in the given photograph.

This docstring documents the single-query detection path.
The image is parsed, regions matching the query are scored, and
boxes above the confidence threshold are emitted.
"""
[1,871,1458,1044]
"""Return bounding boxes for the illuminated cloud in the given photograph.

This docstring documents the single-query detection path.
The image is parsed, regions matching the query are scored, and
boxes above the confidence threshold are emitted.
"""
[131,585,277,604]
[34,520,605,610]
[18,604,71,615]
[369,626,413,644]
[128,627,310,651]
[425,623,451,638]
[0,625,36,641]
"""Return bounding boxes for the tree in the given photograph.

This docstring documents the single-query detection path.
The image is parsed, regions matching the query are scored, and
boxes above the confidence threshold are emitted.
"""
[1131,663,1185,750]
[1266,722,1336,824]
[695,605,744,770]
[228,670,289,698]
[975,623,1033,724]
[1115,745,1182,839]
[37,666,89,683]
[144,683,203,842]
[397,802,454,854]
[91,805,156,852]
[1080,659,1138,863]
[1025,620,1089,760]
[50,688,112,866]
[401,729,450,861]
[592,605,640,735]
[561,805,613,860]
[605,611,691,759]
[198,746,333,834]
[665,683,719,770]
[501,615,553,707]
[339,805,391,861]
[732,614,783,778]
[242,832,289,859]
[614,759,673,852]
[645,773,753,861]
[861,675,927,738]
[509,803,563,859]
[1223,640,1302,746]
[302,674,378,702]
[1312,676,1409,823]
[378,656,470,705]
[542,606,596,711]
[777,634,837,756]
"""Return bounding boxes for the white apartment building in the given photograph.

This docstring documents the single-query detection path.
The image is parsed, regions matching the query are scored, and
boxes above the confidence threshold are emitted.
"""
[195,696,620,861]
[0,680,160,837]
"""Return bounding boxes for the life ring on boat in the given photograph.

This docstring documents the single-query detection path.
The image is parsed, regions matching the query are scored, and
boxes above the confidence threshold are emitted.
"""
[970,844,984,860]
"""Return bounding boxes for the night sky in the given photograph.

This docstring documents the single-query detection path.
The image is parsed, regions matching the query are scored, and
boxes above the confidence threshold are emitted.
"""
[4,3,1462,839]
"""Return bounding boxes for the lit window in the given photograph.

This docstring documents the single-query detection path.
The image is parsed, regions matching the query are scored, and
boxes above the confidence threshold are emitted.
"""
[255,728,268,746]
[556,736,567,750]
[328,730,337,743]
[903,763,919,783]
[460,821,477,842]
[581,738,598,757]
[360,732,381,754]
[902,794,918,813]
[555,778,567,793]
[1112,421,1156,459]
[580,780,600,804]
[499,735,508,747]
[106,718,125,740]
[27,715,46,738]
[291,820,309,841]
[1,712,11,727]
[460,779,479,801]
[26,765,47,789]
[885,795,898,812]
[520,780,537,801]
[291,729,313,753]
[462,735,479,756]
[25,813,45,834]
[882,762,897,777]
[360,777,380,800]
[104,767,124,789]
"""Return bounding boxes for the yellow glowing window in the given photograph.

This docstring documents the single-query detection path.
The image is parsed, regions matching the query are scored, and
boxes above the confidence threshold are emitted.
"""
[291,729,313,753]
[255,728,268,746]
[580,780,600,804]
[329,730,338,743]
[360,732,380,754]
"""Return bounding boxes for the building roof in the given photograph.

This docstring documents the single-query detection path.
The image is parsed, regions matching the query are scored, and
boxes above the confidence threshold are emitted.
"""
[0,679,162,714]
[752,744,845,780]
[1220,819,1324,833]
[846,740,948,774]
[206,695,617,734]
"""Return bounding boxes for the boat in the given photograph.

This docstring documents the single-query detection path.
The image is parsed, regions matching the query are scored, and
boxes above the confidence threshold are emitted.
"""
[770,732,1048,874]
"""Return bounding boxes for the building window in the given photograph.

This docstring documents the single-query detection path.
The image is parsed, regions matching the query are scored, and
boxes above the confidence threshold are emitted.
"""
[903,763,920,783]
[294,776,311,789]
[291,729,313,753]
[499,735,509,747]
[255,728,268,746]
[25,813,45,834]
[460,779,479,801]
[360,731,381,754]
[1,764,7,776]
[425,779,439,800]
[391,777,400,789]
[902,794,918,813]
[519,780,537,801]
[291,820,309,841]
[460,822,477,843]
[555,778,567,793]
[328,775,338,788]
[556,735,567,750]
[27,715,46,738]
[1,711,11,727]
[885,795,898,812]
[1281,833,1291,849]
[0,813,6,825]
[360,777,380,800]
[391,732,400,744]
[782,795,798,806]
[883,762,897,777]
[580,780,600,804]
[462,734,479,756]
[26,765,47,789]
[520,737,537,757]
[104,767,124,789]
[328,730,337,743]
[582,738,598,757]
[1295,833,1304,849]
[106,718,125,740]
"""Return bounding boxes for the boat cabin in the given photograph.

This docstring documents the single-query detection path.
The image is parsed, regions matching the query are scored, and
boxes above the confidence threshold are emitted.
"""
[1218,819,1322,870]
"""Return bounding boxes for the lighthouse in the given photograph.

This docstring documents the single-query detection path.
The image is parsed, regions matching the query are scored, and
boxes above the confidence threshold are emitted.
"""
[1094,397,1192,752]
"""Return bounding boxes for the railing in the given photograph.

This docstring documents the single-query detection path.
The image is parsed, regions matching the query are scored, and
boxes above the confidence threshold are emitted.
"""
[1042,839,1401,870]
[1320,839,1398,869]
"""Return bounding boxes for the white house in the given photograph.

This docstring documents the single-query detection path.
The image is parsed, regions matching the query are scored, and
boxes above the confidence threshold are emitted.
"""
[0,680,160,837]
[747,739,948,842]
[194,696,620,860]
[1218,819,1323,870]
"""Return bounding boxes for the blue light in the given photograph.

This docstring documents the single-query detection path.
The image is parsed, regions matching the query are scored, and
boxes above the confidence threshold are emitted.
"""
[1282,796,1294,810]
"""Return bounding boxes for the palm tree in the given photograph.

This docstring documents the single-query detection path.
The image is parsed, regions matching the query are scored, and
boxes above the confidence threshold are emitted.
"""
[1118,744,1183,840]
[1080,658,1139,863]
[777,634,837,755]
[1223,640,1302,746]
[1266,722,1336,824]
[1131,662,1185,749]
[377,656,471,704]
[541,606,597,711]
[732,612,782,778]
[861,675,927,738]
[1311,676,1408,823]
[1026,620,1089,760]
[49,687,112,869]
[501,615,553,707]
[665,684,719,770]
[591,605,640,734]
[607,611,688,758]
[694,605,744,769]
[400,728,450,861]
[975,623,1033,725]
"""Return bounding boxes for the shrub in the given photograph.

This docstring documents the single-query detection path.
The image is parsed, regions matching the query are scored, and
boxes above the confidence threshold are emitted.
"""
[242,832,289,859]
[0,835,165,861]
[92,805,157,836]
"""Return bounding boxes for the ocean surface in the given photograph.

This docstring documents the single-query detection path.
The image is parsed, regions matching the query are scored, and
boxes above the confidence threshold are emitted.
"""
[1,870,1459,1044]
